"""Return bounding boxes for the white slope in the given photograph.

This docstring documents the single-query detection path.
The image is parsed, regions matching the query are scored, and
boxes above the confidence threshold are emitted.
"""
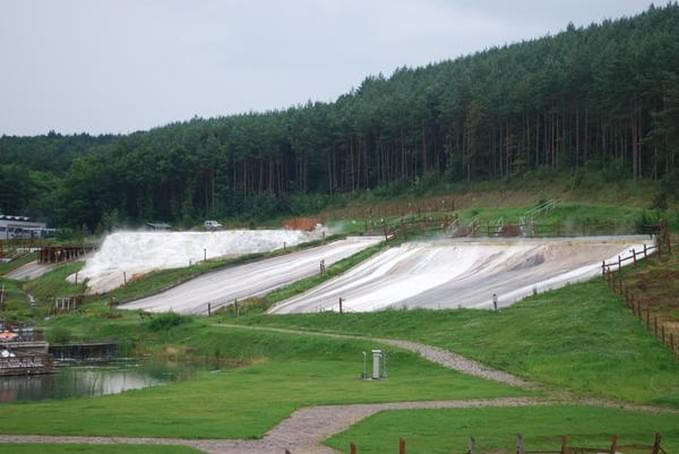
[269,236,650,314]
[119,236,382,315]
[72,228,327,294]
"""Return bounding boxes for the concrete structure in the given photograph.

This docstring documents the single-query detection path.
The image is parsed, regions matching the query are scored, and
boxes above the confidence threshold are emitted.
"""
[0,215,47,240]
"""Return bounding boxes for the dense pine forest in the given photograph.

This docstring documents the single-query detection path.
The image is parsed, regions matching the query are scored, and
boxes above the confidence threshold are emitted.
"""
[2,4,679,230]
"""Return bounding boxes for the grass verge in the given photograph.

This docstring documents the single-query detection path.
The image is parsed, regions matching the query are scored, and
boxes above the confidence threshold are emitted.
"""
[326,405,679,454]
[0,252,37,276]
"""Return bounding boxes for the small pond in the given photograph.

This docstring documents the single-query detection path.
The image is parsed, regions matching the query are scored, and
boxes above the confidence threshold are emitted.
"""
[0,359,199,403]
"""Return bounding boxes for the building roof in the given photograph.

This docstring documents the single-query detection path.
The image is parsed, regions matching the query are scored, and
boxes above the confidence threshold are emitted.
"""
[0,215,30,221]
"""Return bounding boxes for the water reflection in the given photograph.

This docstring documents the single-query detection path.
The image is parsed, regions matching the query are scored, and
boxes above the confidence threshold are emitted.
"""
[0,360,193,403]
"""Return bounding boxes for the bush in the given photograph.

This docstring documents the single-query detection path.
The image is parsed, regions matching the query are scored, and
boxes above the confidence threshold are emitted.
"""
[146,312,189,332]
[48,326,72,344]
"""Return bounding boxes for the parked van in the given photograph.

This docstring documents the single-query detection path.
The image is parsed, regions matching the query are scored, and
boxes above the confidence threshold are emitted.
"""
[203,220,222,230]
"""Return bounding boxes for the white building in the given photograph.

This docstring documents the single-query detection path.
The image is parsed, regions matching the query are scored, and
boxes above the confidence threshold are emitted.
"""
[0,215,48,240]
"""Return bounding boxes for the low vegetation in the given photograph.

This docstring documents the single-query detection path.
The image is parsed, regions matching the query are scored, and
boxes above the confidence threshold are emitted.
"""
[0,277,31,323]
[327,405,679,454]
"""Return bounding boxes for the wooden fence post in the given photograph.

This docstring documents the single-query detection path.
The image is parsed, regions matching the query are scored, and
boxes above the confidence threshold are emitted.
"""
[399,437,406,454]
[207,303,211,317]
[632,248,637,266]
[671,333,676,356]
[652,432,662,454]
[516,434,524,454]
[467,437,475,454]
[350,442,357,454]
[644,243,648,257]
[560,436,568,454]
[654,317,659,338]
[609,435,617,454]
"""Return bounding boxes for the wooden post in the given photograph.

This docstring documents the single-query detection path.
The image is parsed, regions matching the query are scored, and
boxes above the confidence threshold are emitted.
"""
[652,432,662,454]
[654,317,659,337]
[350,442,357,454]
[644,243,648,257]
[123,271,127,286]
[467,437,475,454]
[339,297,343,314]
[516,434,524,454]
[399,437,406,454]
[234,299,239,318]
[602,261,606,278]
[671,333,675,355]
[560,436,568,454]
[617,255,622,271]
[632,248,637,266]
[609,435,617,454]
[207,303,211,317]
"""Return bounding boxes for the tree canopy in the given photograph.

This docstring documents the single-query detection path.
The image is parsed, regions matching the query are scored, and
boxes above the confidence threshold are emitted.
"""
[2,4,679,229]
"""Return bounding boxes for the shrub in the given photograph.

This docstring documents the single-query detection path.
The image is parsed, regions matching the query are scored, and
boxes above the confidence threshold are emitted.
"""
[48,326,72,344]
[146,312,189,332]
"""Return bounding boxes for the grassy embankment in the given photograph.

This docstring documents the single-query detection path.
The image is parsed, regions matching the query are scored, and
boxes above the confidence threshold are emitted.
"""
[316,171,678,232]
[237,278,679,407]
[327,405,679,454]
[0,315,523,439]
[0,252,36,275]
[0,277,31,322]
[616,245,679,336]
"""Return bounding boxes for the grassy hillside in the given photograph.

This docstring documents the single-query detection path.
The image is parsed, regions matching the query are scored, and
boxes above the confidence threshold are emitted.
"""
[237,278,679,406]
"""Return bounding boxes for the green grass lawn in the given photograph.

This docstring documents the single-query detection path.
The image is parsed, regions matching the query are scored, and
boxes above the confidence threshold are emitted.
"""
[2,445,200,454]
[238,279,679,406]
[0,277,31,323]
[326,405,679,454]
[0,325,523,439]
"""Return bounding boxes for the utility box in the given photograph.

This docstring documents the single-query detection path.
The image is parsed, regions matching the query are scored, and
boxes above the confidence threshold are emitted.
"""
[362,349,388,380]
[372,349,383,379]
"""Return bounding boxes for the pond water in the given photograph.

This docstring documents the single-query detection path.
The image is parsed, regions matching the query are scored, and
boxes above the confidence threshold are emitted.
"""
[0,359,198,403]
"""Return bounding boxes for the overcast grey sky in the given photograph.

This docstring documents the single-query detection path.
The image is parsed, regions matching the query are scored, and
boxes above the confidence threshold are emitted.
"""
[0,0,653,136]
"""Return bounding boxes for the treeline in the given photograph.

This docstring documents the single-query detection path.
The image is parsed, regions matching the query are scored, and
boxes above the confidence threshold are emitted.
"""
[2,4,679,229]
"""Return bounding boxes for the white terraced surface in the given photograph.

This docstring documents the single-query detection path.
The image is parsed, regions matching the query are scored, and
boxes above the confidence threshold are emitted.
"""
[120,236,382,315]
[269,236,649,314]
[72,228,328,294]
